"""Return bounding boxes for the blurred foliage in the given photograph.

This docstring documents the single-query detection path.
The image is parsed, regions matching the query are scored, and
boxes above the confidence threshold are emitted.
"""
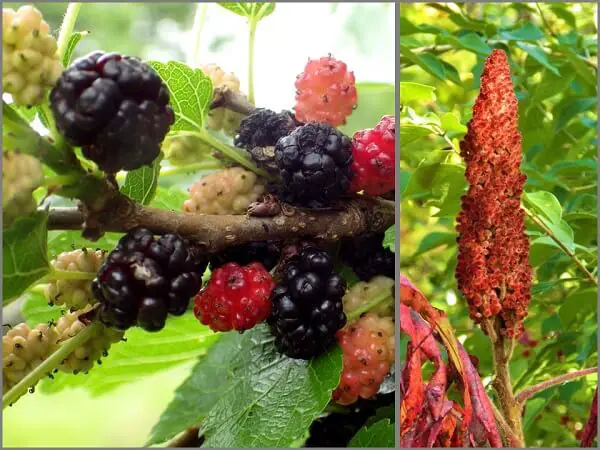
[400,2,597,447]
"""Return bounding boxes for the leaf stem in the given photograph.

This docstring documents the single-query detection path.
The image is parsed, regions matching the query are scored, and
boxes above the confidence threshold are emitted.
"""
[523,206,597,286]
[175,130,273,180]
[247,17,257,104]
[50,268,96,281]
[515,367,597,404]
[56,3,82,62]
[159,161,223,177]
[2,321,102,409]
[187,3,208,67]
[346,291,393,323]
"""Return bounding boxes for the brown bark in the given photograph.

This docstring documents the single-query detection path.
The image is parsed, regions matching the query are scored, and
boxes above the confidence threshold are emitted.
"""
[47,196,394,252]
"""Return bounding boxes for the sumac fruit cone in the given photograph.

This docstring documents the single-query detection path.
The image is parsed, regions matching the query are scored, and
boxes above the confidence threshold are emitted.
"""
[455,49,532,338]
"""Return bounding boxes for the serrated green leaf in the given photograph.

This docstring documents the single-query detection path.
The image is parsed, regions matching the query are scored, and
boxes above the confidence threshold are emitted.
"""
[146,332,240,446]
[62,31,89,67]
[218,3,275,21]
[383,225,395,253]
[39,312,219,396]
[148,61,212,132]
[349,419,394,448]
[3,211,49,304]
[120,154,162,205]
[199,325,342,448]
[400,82,436,104]
[517,42,560,76]
[500,23,544,41]
[524,191,563,225]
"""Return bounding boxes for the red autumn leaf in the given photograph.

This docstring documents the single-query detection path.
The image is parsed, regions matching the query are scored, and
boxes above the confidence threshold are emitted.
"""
[400,273,502,448]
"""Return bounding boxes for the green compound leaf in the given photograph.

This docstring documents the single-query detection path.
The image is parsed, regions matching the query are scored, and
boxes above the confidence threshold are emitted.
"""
[218,3,275,21]
[440,112,467,134]
[148,61,212,133]
[61,31,89,67]
[3,211,49,304]
[400,82,436,104]
[121,154,163,205]
[400,45,461,85]
[349,419,395,448]
[38,312,219,396]
[524,191,563,225]
[414,231,457,257]
[516,42,560,76]
[499,23,544,41]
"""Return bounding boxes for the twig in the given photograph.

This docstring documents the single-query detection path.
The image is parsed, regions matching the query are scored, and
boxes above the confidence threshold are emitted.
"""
[3,322,102,409]
[210,86,256,115]
[535,3,557,38]
[515,367,597,404]
[164,427,202,448]
[491,401,524,447]
[486,317,525,443]
[523,207,597,286]
[46,196,394,252]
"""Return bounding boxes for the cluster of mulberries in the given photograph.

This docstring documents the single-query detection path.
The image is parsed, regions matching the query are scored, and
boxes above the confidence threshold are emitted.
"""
[273,122,354,208]
[331,274,395,406]
[92,228,207,332]
[3,322,58,391]
[455,49,532,338]
[2,5,63,106]
[45,249,107,309]
[2,307,122,393]
[2,151,43,226]
[267,246,347,359]
[183,167,264,215]
[194,262,275,332]
[55,306,124,374]
[50,51,174,173]
[332,313,395,405]
[294,55,357,127]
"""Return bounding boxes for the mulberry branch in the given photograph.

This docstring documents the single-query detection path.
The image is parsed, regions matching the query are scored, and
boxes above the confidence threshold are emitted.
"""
[46,196,394,252]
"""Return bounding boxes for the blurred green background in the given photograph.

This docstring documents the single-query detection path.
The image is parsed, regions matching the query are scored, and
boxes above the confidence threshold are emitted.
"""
[400,2,597,447]
[2,2,394,447]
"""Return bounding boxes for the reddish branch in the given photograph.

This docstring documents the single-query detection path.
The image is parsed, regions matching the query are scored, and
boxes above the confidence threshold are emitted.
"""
[515,367,597,404]
[47,195,394,252]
